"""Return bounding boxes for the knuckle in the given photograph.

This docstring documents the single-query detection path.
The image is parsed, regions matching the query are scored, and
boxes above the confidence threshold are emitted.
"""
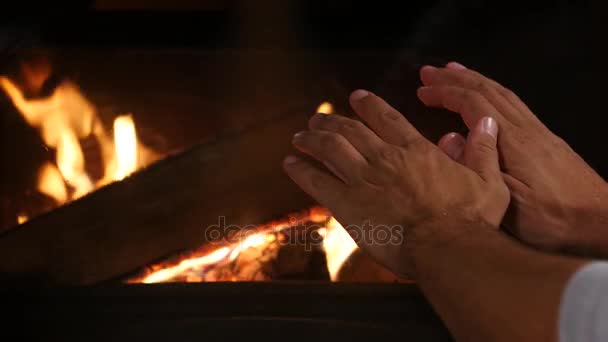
[473,80,485,91]
[369,145,396,163]
[473,135,496,154]
[499,183,510,198]
[493,182,511,202]
[339,118,363,132]
[476,140,496,155]
[348,119,367,131]
[461,88,479,102]
[408,134,428,149]
[374,145,410,170]
[320,132,343,149]
[499,86,520,102]
[379,109,403,122]
[472,80,494,96]
[379,147,398,161]
[323,115,366,134]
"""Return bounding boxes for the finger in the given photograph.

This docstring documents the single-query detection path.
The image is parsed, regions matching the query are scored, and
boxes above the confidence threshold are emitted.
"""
[437,132,466,162]
[417,85,509,130]
[501,173,531,236]
[420,64,532,125]
[308,113,385,159]
[502,172,529,194]
[349,89,424,147]
[444,62,536,118]
[463,116,501,182]
[283,155,348,211]
[292,130,367,184]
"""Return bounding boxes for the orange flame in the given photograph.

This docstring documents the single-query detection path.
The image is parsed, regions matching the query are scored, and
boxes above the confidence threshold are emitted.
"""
[17,214,28,225]
[37,162,68,203]
[322,217,358,281]
[127,208,359,283]
[142,247,232,284]
[316,101,334,115]
[112,114,138,180]
[0,78,97,198]
[0,75,158,224]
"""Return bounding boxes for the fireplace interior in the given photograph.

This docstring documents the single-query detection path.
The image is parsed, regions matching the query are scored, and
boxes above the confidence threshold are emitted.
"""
[1,1,604,341]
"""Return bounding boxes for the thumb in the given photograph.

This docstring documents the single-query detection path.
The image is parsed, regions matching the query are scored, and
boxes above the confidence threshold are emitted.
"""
[463,116,500,182]
[438,132,466,162]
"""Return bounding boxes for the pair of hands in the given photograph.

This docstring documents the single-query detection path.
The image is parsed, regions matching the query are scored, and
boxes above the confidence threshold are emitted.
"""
[284,63,608,278]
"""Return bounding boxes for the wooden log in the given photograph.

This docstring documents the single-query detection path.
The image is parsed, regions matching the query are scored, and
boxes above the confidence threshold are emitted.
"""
[0,108,317,285]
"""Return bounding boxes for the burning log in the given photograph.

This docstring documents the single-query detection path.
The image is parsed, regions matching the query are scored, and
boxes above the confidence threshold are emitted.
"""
[0,109,316,285]
[125,210,334,283]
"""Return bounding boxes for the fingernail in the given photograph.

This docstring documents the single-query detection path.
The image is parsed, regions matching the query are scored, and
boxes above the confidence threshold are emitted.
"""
[439,133,465,160]
[292,131,305,142]
[480,116,498,139]
[444,143,464,161]
[446,61,467,70]
[284,155,299,165]
[350,89,370,101]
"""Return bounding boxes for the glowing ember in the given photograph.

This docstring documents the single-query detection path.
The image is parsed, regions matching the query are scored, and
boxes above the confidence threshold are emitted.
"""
[316,101,334,115]
[142,247,231,284]
[127,208,359,283]
[0,74,159,224]
[17,214,28,225]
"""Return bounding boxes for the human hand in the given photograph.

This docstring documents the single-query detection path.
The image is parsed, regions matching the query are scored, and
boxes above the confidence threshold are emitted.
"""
[418,62,608,256]
[283,90,509,278]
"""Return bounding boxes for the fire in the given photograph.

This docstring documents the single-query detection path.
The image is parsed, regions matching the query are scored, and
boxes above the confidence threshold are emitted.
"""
[112,114,138,180]
[3,76,358,281]
[142,247,232,284]
[322,217,358,281]
[316,101,334,115]
[228,232,269,262]
[125,102,358,284]
[0,75,158,224]
[128,207,359,283]
[37,162,68,203]
[17,214,28,225]
[56,130,94,198]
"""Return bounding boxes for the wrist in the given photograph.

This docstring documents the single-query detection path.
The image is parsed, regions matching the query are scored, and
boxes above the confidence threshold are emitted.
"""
[567,186,608,257]
[406,215,499,280]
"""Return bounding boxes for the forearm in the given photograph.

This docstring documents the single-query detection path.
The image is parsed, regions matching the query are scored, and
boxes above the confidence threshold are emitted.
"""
[410,219,588,342]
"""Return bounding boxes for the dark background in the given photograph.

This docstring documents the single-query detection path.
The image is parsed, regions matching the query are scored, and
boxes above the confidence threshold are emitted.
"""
[1,0,605,173]
[0,2,605,340]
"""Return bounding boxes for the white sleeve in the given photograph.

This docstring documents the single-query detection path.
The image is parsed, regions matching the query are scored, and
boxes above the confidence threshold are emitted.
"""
[559,261,608,342]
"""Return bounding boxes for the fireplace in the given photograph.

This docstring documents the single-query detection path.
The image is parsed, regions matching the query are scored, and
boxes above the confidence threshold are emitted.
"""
[0,45,414,284]
[0,2,541,341]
